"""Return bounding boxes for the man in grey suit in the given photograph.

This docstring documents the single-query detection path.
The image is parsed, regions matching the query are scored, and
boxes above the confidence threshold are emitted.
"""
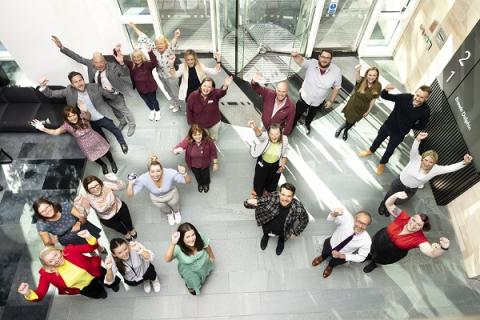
[39,72,129,154]
[51,36,136,136]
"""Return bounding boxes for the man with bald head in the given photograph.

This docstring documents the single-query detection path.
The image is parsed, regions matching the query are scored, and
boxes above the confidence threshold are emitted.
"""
[311,208,372,278]
[250,73,295,135]
[51,36,136,136]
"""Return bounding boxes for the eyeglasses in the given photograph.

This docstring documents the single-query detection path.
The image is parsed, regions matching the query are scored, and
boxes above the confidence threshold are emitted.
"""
[88,183,102,191]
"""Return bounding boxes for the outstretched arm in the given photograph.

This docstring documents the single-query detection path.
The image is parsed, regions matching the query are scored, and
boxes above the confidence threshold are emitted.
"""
[291,50,304,65]
[419,237,450,258]
[385,191,408,217]
[52,36,91,66]
[31,119,65,136]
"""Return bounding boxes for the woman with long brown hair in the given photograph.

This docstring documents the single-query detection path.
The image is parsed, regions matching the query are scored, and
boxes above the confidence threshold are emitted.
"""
[173,124,218,193]
[31,104,117,174]
[337,64,381,140]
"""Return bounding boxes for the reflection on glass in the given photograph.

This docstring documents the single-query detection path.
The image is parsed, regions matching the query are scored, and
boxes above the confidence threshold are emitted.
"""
[125,24,155,49]
[117,0,150,15]
[0,61,33,87]
[0,40,7,52]
[315,0,374,50]
[367,20,400,46]
[155,0,212,52]
[382,0,410,12]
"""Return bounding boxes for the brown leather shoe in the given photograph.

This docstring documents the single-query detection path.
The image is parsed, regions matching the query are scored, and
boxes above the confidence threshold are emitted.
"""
[323,265,333,278]
[311,256,325,267]
[376,164,385,176]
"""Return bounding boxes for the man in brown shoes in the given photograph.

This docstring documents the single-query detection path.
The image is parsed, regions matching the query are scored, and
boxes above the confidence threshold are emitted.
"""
[312,208,372,278]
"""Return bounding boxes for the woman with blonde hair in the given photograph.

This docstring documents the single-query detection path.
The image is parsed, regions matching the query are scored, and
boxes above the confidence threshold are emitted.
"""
[174,49,222,101]
[378,132,473,216]
[128,22,183,112]
[127,156,192,226]
[337,64,381,140]
[114,45,160,121]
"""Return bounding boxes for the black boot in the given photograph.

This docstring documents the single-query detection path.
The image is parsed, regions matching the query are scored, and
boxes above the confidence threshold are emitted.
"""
[342,128,349,140]
[335,122,347,138]
[109,159,118,174]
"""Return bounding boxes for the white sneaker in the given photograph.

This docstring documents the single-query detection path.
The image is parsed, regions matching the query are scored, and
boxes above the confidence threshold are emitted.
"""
[143,280,152,293]
[173,211,182,224]
[172,106,180,113]
[168,104,175,110]
[149,111,155,121]
[167,213,175,226]
[152,278,161,293]
[154,111,161,121]
[418,184,425,189]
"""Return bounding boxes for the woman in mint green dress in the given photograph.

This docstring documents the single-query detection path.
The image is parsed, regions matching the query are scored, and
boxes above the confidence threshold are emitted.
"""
[164,223,215,295]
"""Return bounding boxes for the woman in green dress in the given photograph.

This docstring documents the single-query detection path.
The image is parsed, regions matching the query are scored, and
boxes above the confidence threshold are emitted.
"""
[164,223,215,295]
[336,65,381,141]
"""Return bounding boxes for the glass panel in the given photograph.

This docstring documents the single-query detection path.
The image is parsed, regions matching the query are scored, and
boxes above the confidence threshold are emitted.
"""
[117,0,150,15]
[0,60,33,86]
[314,0,374,51]
[125,24,155,49]
[156,0,212,52]
[0,40,7,52]
[366,19,400,46]
[382,0,410,12]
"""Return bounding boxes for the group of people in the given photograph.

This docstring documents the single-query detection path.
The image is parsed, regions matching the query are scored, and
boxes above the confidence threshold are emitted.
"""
[18,28,475,305]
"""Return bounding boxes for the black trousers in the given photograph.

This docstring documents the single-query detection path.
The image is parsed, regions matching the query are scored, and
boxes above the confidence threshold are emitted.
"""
[294,98,324,128]
[139,91,160,111]
[321,237,347,268]
[80,267,120,299]
[253,158,281,196]
[378,176,418,215]
[369,125,404,164]
[191,167,211,186]
[124,264,157,286]
[91,117,126,145]
[99,202,134,235]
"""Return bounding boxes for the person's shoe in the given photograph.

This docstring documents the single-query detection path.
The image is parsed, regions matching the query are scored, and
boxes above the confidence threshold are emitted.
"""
[276,238,285,255]
[172,105,180,113]
[358,149,373,157]
[118,119,128,131]
[323,265,334,278]
[110,160,118,174]
[260,234,269,250]
[169,104,175,110]
[152,278,161,293]
[243,200,257,209]
[203,184,209,193]
[305,124,311,135]
[378,204,385,216]
[173,211,182,224]
[167,213,175,226]
[155,111,161,121]
[186,284,196,295]
[111,281,120,292]
[130,229,138,239]
[363,262,378,273]
[101,163,109,175]
[311,256,326,267]
[342,130,348,141]
[127,125,136,137]
[149,111,155,121]
[384,210,391,217]
[143,280,152,293]
[334,127,343,138]
[376,164,385,176]
[0,185,3,192]
[121,143,128,154]
[99,290,108,299]
[198,185,204,193]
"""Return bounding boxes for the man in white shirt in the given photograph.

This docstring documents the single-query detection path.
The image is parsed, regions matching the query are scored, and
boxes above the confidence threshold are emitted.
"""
[311,208,372,278]
[291,49,342,135]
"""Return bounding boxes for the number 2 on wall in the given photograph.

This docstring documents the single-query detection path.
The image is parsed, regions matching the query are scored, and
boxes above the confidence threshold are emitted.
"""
[446,51,472,82]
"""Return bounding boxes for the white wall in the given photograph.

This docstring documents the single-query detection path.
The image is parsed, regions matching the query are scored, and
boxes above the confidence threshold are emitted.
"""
[0,0,131,85]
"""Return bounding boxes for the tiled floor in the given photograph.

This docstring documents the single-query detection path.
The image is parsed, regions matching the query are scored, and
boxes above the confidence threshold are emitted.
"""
[2,59,480,320]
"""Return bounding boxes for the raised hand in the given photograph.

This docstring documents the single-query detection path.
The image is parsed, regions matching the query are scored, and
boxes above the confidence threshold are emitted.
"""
[394,191,408,200]
[291,50,299,57]
[174,29,181,38]
[177,165,187,175]
[104,256,114,270]
[171,231,180,244]
[251,72,263,84]
[39,77,49,87]
[354,64,362,72]
[248,120,256,129]
[51,35,63,49]
[18,282,30,295]
[416,132,428,141]
[77,229,92,239]
[223,75,233,88]
[173,147,184,155]
[214,51,221,62]
[30,119,45,131]
[330,208,344,217]
[439,237,450,249]
[464,154,473,165]
[129,240,142,252]
[385,84,395,92]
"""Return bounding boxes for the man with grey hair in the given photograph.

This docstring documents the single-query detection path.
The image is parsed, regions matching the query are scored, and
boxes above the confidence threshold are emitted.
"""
[250,72,296,136]
[311,208,372,278]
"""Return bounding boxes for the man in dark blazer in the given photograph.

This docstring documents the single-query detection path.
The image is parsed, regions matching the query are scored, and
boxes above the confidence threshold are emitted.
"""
[39,72,128,154]
[51,36,136,136]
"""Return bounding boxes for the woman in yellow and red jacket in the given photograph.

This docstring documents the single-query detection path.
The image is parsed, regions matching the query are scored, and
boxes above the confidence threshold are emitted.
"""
[18,230,120,301]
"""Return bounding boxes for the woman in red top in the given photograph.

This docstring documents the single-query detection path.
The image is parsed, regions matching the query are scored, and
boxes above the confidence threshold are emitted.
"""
[17,230,120,301]
[363,191,450,273]
[115,46,160,121]
[186,76,232,141]
[173,124,218,193]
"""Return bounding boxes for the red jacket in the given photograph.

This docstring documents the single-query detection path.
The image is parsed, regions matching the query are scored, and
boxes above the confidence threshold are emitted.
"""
[252,82,295,135]
[29,240,101,301]
[176,137,217,169]
[186,88,226,128]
